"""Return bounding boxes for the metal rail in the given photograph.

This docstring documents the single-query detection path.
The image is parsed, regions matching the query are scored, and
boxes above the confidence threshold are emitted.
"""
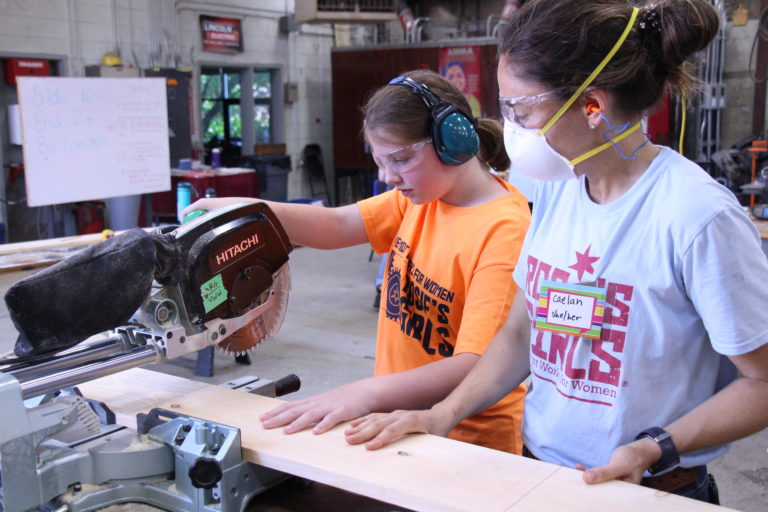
[8,336,126,381]
[18,345,158,399]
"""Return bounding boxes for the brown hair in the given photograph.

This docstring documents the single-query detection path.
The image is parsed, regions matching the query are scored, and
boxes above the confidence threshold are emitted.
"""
[362,69,510,171]
[498,0,719,114]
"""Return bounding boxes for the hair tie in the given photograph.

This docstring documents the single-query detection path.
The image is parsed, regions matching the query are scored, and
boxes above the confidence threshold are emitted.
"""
[638,4,661,33]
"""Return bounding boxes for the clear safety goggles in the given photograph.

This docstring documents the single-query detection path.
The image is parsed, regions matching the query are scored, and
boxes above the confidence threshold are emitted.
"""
[372,139,432,173]
[498,91,559,126]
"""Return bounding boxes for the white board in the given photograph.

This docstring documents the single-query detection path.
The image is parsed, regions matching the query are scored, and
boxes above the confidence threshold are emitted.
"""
[17,77,171,207]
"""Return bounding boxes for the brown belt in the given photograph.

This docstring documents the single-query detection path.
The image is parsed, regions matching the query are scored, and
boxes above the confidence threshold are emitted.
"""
[641,466,703,493]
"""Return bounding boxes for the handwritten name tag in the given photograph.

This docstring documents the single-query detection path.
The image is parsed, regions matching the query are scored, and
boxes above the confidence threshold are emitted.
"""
[201,273,228,313]
[535,281,606,339]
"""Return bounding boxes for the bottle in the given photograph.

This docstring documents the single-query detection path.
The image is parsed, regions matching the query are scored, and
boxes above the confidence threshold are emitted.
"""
[177,182,193,223]
[211,147,222,169]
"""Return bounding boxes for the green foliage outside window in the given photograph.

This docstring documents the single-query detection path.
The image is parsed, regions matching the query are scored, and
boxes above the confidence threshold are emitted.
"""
[253,71,271,143]
[201,68,273,144]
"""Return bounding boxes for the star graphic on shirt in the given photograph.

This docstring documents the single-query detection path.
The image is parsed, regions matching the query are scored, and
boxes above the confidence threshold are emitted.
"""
[569,244,600,281]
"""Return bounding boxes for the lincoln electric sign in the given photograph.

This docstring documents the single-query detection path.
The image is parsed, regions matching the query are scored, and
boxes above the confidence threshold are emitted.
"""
[200,15,243,53]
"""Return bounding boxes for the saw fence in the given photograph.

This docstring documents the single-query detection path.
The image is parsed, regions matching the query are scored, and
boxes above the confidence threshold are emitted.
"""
[78,368,727,512]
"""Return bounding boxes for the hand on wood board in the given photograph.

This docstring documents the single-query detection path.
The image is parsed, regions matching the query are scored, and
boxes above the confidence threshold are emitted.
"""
[259,380,377,434]
[343,408,451,450]
[578,437,661,485]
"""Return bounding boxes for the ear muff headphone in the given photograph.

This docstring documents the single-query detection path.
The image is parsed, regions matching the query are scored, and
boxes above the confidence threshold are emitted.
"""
[388,76,479,166]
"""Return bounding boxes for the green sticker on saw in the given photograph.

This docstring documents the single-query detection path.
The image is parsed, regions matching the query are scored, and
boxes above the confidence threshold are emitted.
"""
[201,274,228,313]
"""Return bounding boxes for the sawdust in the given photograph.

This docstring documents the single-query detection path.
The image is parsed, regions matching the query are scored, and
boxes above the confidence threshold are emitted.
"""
[59,483,112,503]
[123,434,159,452]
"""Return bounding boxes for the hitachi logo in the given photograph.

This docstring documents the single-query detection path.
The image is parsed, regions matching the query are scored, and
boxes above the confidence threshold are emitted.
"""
[216,234,259,265]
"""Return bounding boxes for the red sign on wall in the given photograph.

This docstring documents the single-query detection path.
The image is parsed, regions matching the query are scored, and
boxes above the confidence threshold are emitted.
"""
[200,15,243,53]
[4,59,51,85]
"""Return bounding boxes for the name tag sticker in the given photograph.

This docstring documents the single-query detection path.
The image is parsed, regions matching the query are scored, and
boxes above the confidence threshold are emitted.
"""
[201,273,228,313]
[535,281,606,339]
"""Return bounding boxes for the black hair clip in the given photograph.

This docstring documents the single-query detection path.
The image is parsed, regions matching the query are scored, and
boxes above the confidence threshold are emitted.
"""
[638,4,661,32]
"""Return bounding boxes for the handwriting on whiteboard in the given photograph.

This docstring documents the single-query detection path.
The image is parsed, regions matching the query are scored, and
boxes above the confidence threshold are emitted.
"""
[17,77,171,206]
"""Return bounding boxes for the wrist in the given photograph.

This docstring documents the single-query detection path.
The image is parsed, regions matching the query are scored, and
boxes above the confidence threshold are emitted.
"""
[429,400,461,437]
[635,427,680,475]
[634,436,663,469]
[355,377,386,411]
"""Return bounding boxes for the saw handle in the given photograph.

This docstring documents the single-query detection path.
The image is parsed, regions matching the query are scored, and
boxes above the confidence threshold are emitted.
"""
[274,373,301,397]
[182,209,208,224]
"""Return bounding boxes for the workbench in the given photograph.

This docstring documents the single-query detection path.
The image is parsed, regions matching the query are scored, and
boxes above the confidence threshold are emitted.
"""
[78,368,727,512]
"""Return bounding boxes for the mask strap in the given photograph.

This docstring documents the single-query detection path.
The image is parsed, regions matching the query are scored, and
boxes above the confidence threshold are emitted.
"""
[678,93,687,154]
[568,121,642,166]
[537,7,639,137]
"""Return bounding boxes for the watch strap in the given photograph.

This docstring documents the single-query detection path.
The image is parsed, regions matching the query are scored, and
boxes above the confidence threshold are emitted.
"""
[635,426,680,475]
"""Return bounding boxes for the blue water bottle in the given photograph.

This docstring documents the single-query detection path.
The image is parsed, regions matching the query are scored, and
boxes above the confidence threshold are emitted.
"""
[177,182,193,223]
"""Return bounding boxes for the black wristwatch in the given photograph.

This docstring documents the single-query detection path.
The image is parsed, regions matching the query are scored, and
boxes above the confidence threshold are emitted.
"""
[635,427,680,475]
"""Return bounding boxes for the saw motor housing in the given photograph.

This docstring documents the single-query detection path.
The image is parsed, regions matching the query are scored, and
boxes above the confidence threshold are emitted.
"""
[2,202,293,400]
[132,201,293,358]
[175,202,290,323]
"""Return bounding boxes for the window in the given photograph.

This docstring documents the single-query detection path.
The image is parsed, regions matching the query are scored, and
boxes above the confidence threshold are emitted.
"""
[253,70,272,144]
[200,67,276,163]
[200,67,242,145]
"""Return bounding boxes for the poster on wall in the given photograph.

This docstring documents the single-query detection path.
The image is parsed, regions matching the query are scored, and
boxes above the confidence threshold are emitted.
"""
[200,15,243,53]
[439,46,483,118]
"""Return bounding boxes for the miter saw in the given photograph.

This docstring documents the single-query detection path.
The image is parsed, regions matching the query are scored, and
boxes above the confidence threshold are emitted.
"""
[0,202,298,512]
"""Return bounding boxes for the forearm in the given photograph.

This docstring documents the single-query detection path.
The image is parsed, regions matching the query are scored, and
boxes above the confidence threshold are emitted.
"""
[666,375,768,455]
[628,345,768,474]
[262,200,367,249]
[183,197,367,249]
[364,353,480,413]
[433,293,531,429]
[582,345,768,485]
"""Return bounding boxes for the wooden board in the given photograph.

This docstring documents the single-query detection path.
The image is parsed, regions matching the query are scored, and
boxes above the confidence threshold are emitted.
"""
[0,230,145,274]
[0,232,104,256]
[78,368,727,512]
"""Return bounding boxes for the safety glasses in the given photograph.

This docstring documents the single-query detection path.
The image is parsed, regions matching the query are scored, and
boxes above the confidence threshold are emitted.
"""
[372,139,432,173]
[498,91,559,126]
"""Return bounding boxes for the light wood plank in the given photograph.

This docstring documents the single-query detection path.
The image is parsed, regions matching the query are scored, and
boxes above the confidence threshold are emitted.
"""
[0,229,151,273]
[0,233,105,256]
[509,465,715,511]
[78,368,728,512]
[78,367,208,428]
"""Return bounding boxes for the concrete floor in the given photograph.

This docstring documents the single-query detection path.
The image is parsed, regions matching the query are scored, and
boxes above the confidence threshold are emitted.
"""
[1,244,766,510]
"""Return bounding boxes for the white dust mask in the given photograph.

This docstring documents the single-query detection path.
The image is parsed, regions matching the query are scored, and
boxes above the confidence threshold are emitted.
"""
[504,121,577,181]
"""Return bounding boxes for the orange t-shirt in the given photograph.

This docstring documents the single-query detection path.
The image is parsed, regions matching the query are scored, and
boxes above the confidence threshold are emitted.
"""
[357,177,530,454]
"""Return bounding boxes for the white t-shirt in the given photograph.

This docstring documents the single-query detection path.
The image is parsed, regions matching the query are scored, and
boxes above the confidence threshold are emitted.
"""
[512,146,768,470]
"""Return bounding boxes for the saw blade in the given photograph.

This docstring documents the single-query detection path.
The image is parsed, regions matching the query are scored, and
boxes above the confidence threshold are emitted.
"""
[217,264,291,355]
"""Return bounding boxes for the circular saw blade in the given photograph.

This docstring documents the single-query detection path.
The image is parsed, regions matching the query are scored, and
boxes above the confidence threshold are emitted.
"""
[217,265,291,355]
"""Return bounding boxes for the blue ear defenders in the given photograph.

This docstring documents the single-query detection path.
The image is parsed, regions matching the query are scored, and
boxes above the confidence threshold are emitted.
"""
[388,76,479,166]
